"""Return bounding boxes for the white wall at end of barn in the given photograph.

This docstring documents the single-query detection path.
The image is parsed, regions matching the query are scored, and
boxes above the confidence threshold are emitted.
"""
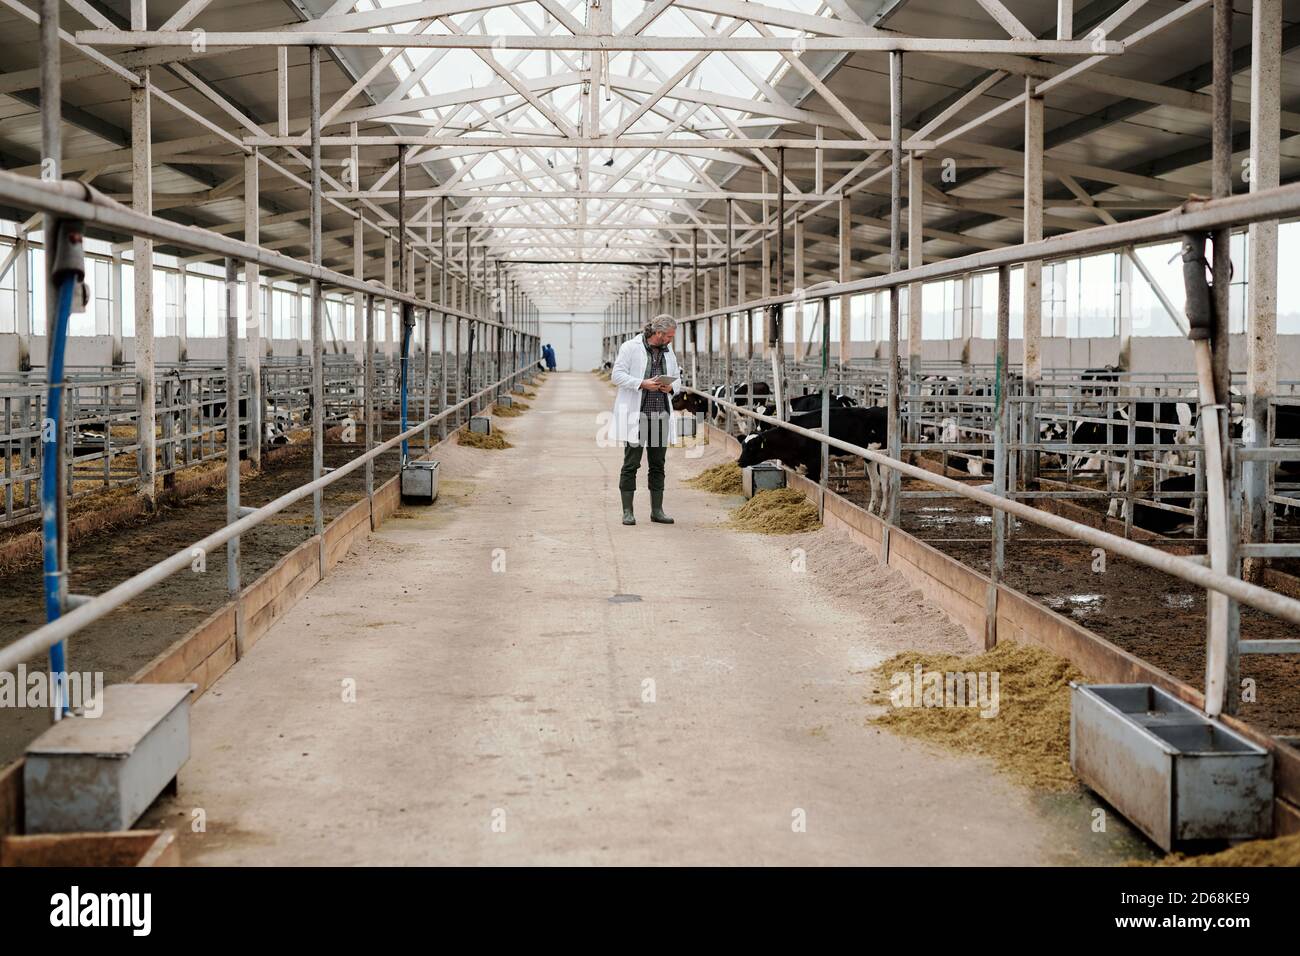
[540,314,603,371]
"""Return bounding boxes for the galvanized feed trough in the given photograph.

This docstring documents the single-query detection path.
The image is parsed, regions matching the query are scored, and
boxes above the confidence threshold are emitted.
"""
[742,461,786,498]
[25,683,194,834]
[400,459,440,503]
[468,416,491,435]
[1070,683,1273,851]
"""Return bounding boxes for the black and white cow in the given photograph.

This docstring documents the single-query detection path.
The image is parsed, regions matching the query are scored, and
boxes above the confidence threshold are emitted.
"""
[673,380,773,425]
[1131,474,1198,535]
[1275,404,1300,475]
[1069,399,1198,519]
[918,374,960,416]
[265,409,293,446]
[742,391,856,435]
[1081,366,1121,399]
[789,392,857,415]
[737,406,888,512]
[68,421,109,457]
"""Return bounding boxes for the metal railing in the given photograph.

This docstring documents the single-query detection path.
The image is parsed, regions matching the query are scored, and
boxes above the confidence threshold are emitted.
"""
[692,384,1300,633]
[0,168,540,684]
[0,366,534,673]
[654,179,1300,720]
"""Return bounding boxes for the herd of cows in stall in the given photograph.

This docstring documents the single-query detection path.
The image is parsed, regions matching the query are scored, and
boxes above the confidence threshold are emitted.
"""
[661,365,1300,537]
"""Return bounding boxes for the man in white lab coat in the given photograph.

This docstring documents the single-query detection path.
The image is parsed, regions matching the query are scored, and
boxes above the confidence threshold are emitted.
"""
[609,314,683,526]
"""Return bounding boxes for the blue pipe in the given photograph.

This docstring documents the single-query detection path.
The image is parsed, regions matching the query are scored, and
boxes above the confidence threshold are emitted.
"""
[42,274,76,717]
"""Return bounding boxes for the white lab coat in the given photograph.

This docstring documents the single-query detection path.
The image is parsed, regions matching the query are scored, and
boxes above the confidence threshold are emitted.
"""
[609,333,683,445]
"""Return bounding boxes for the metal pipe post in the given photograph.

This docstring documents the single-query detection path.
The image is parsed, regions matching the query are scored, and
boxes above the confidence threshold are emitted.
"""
[309,46,324,548]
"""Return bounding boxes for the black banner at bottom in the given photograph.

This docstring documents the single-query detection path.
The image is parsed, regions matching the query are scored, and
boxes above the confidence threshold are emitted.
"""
[0,864,1287,942]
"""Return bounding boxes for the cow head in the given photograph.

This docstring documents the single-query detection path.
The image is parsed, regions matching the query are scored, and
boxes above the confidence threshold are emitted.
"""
[672,392,708,415]
[736,430,769,470]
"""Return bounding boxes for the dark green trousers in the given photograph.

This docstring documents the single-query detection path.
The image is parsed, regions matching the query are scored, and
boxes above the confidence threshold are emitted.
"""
[619,414,670,493]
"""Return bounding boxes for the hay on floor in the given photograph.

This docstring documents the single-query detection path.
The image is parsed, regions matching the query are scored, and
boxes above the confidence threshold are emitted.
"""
[492,401,529,417]
[1155,833,1300,867]
[686,461,743,495]
[457,426,512,449]
[729,487,820,534]
[868,641,1083,792]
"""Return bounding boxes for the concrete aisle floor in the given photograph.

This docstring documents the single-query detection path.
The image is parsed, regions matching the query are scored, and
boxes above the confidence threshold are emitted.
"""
[145,372,1098,865]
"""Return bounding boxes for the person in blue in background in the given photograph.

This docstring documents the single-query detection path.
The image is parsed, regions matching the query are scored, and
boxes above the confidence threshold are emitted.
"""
[543,343,557,370]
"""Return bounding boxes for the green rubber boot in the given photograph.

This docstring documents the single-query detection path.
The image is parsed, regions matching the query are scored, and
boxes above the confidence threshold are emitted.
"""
[650,489,674,524]
[621,490,636,526]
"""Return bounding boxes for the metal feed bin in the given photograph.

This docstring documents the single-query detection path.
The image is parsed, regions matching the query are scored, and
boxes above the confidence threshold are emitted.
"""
[25,683,195,834]
[469,416,491,435]
[401,459,439,503]
[1070,683,1273,851]
[498,395,514,408]
[743,461,786,498]
[512,384,526,394]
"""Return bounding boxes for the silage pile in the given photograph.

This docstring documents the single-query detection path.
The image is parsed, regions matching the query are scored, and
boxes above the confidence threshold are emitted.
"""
[457,426,512,449]
[729,487,821,534]
[869,641,1083,791]
[686,461,743,495]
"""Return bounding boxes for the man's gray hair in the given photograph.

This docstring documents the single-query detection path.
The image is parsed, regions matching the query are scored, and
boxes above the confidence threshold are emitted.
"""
[644,313,677,337]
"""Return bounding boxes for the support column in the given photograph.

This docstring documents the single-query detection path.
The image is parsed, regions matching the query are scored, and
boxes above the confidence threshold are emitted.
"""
[907,155,924,382]
[839,197,851,368]
[384,236,395,359]
[886,50,903,530]
[1117,252,1133,369]
[1208,0,1237,714]
[108,247,122,368]
[364,293,375,526]
[774,146,786,417]
[988,263,1011,649]
[291,281,302,356]
[175,263,187,363]
[14,236,30,371]
[309,45,324,549]
[244,149,262,470]
[40,0,69,674]
[439,197,448,440]
[793,218,804,361]
[724,199,733,428]
[352,213,364,355]
[131,14,157,508]
[224,258,242,649]
[959,272,974,366]
[691,228,699,316]
[1245,0,1281,575]
[1023,83,1044,391]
